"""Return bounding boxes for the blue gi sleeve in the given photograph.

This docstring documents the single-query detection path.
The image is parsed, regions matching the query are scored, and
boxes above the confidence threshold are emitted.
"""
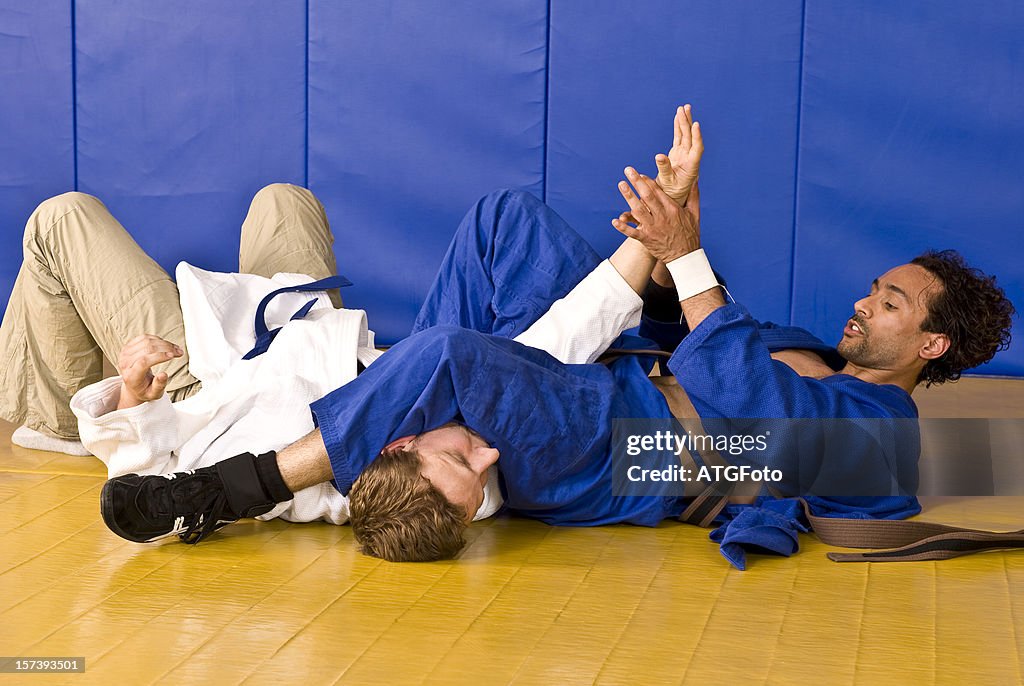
[667,303,917,421]
[709,498,808,570]
[310,325,614,495]
[310,326,468,493]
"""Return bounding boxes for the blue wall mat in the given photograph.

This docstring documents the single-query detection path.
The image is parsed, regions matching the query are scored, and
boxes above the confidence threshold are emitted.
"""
[308,1,548,342]
[793,2,1024,376]
[0,0,74,308]
[75,1,306,276]
[1,2,1021,377]
[546,0,804,325]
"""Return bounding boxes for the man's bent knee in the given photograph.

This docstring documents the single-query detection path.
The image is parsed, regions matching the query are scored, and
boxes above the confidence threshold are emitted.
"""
[479,188,543,212]
[30,192,101,222]
[26,192,105,240]
[250,182,317,208]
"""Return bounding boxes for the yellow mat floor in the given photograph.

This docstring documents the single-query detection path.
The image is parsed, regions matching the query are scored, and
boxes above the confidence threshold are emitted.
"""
[1,376,1023,685]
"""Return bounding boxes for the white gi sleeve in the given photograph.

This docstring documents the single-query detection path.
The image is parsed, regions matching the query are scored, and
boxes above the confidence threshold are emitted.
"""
[513,259,643,364]
[71,377,181,477]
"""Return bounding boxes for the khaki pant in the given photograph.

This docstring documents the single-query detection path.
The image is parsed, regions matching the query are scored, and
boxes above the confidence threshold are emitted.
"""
[0,183,341,439]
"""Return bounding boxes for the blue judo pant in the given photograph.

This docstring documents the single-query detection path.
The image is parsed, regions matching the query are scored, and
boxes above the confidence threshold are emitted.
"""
[410,189,684,350]
[412,189,601,337]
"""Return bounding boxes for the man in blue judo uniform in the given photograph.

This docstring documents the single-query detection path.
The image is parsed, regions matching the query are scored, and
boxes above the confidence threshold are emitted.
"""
[100,109,1015,568]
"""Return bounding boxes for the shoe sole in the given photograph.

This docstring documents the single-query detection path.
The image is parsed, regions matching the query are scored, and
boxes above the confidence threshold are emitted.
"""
[100,479,177,544]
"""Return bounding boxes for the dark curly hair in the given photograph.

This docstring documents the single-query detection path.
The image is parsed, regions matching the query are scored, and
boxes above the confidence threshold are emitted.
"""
[910,250,1015,386]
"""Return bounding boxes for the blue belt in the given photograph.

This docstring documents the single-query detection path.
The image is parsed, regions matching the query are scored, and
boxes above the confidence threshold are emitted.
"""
[242,275,352,360]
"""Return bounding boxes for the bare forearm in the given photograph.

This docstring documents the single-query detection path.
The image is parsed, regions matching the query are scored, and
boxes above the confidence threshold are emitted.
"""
[276,428,334,492]
[680,287,727,332]
[116,383,143,411]
[651,261,673,287]
[608,237,658,295]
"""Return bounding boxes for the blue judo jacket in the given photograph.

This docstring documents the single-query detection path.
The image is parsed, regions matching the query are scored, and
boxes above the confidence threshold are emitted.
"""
[310,306,922,568]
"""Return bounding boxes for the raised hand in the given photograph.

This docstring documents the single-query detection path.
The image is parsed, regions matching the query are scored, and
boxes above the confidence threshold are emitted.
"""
[611,167,701,263]
[117,334,183,409]
[654,104,703,206]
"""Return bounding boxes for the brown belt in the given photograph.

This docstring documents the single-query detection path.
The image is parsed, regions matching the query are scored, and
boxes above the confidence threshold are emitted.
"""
[798,499,1024,562]
[649,375,758,524]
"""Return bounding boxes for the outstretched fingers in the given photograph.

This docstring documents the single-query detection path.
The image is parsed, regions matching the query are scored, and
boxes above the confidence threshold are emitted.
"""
[678,104,693,150]
[655,153,674,179]
[690,119,703,159]
[118,334,182,370]
[627,167,674,214]
[613,167,682,241]
[611,215,642,240]
[673,106,684,149]
[617,171,653,220]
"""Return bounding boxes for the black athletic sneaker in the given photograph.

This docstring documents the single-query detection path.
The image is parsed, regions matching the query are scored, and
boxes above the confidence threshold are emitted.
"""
[100,453,277,544]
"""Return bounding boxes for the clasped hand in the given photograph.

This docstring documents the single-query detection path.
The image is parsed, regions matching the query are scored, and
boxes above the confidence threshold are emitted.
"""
[612,167,701,263]
[117,334,183,409]
[611,104,704,263]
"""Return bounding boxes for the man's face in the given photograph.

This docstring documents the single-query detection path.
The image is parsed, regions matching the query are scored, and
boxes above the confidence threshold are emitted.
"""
[405,424,500,522]
[837,264,942,372]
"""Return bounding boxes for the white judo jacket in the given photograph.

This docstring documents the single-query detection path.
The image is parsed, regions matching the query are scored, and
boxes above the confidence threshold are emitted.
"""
[71,260,643,525]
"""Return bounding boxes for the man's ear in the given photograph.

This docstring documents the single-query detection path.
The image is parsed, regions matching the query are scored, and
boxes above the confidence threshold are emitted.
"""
[920,333,950,361]
[384,435,415,451]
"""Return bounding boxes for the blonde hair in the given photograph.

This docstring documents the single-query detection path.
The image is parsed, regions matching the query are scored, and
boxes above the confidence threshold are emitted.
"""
[349,446,468,561]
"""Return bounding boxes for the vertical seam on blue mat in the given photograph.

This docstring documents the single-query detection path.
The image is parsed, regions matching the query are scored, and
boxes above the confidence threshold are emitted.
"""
[541,0,551,203]
[787,0,808,326]
[304,0,310,188]
[71,0,78,190]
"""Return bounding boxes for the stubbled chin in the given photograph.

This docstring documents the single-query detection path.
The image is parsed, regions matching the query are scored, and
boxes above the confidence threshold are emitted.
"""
[837,337,863,360]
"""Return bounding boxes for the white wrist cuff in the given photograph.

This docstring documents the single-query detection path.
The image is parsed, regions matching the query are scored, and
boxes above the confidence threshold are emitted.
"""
[666,249,719,302]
